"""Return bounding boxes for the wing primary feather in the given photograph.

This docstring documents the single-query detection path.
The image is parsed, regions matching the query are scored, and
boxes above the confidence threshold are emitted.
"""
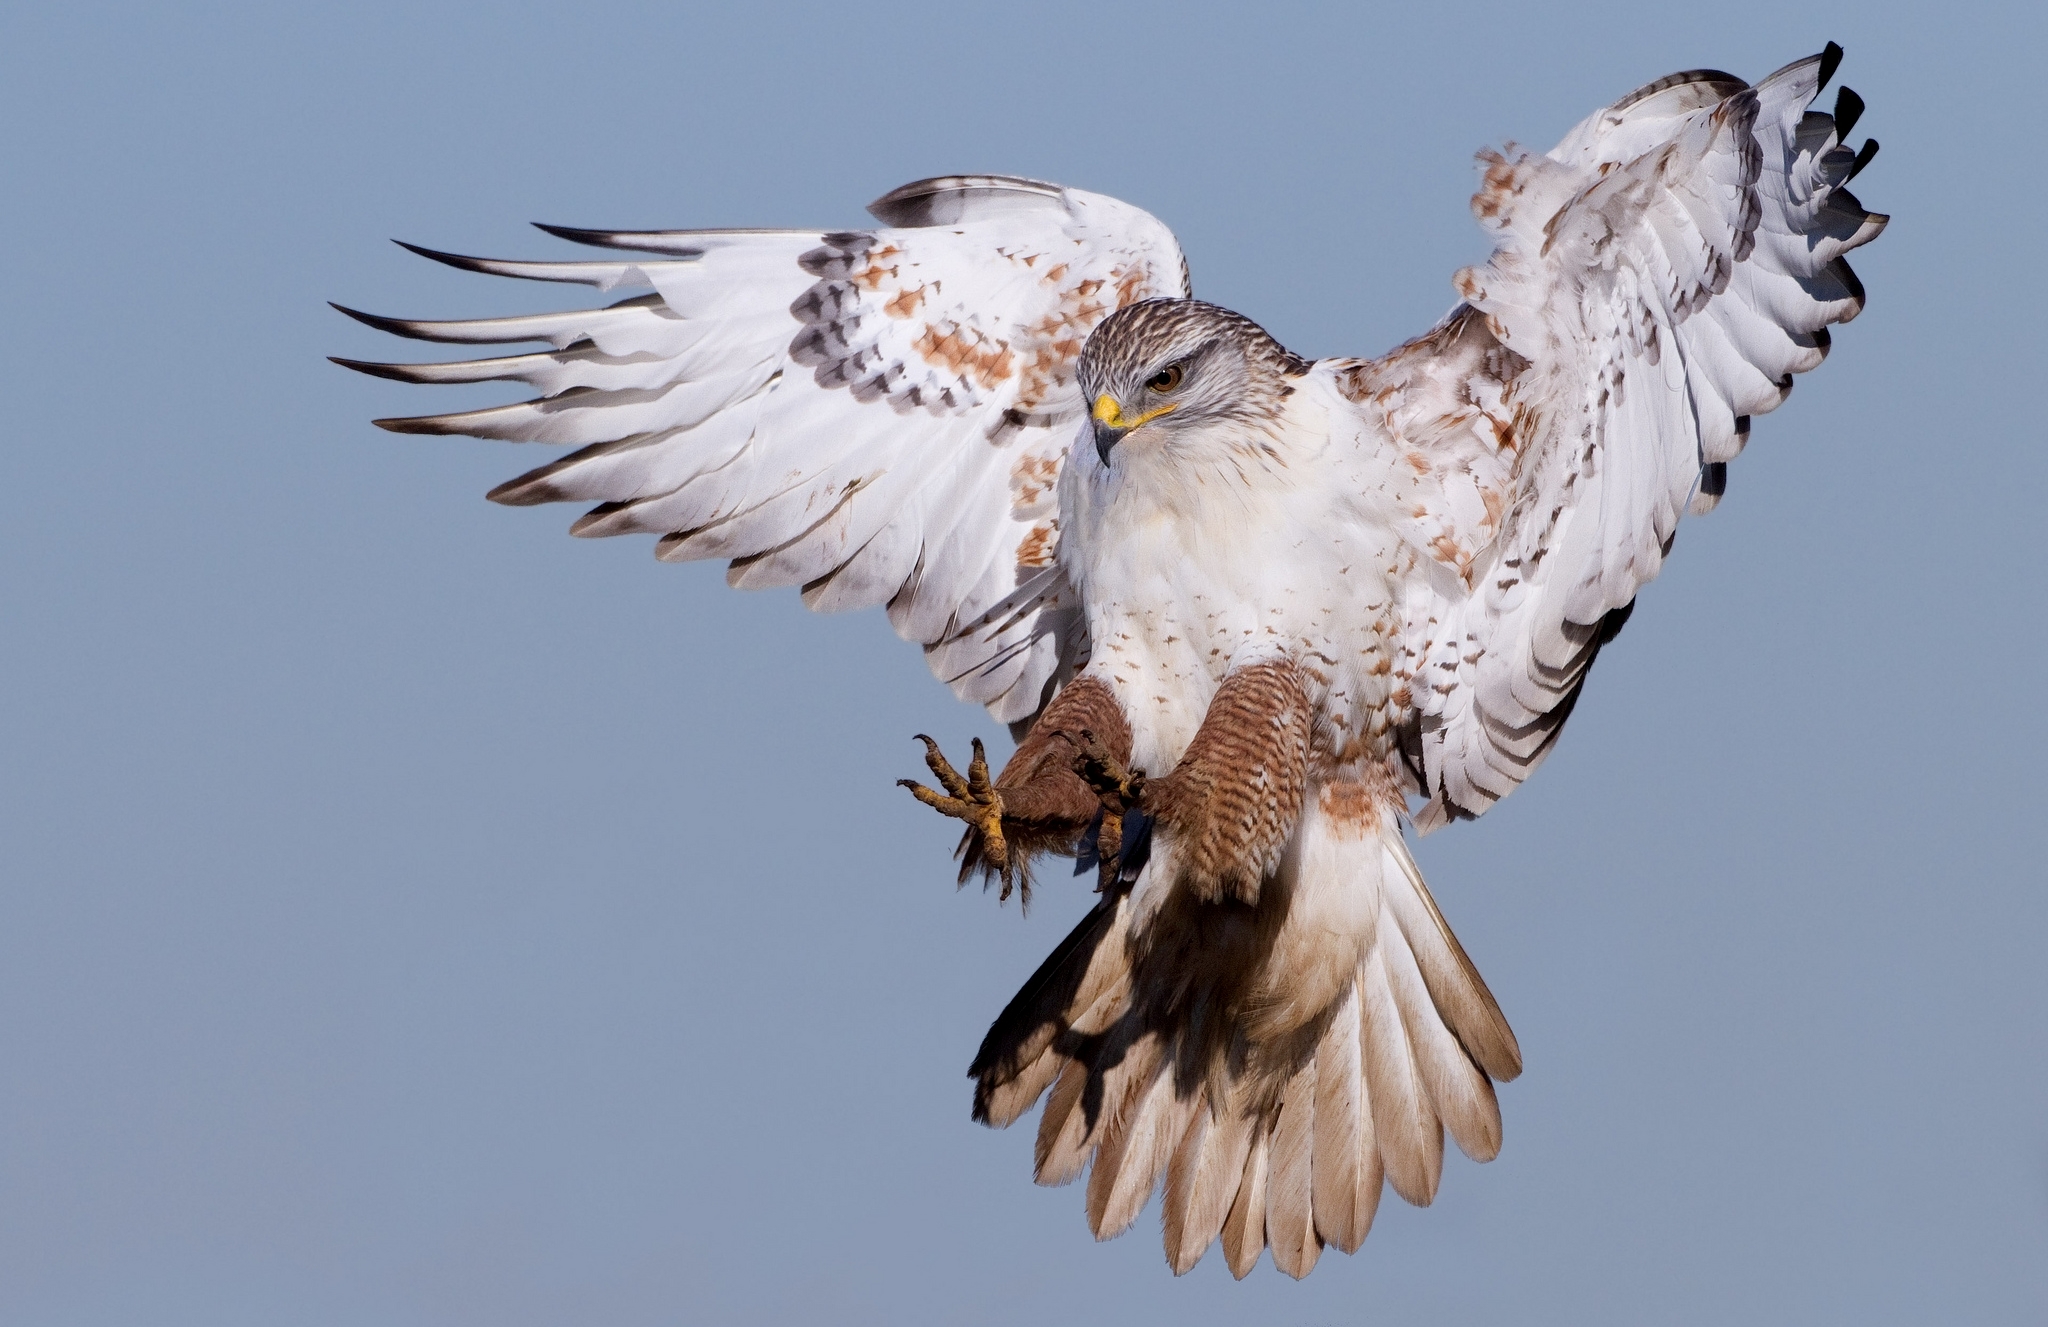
[329,355,424,383]
[530,222,813,255]
[865,174,1065,227]
[1816,40,1845,92]
[330,297,672,347]
[392,239,671,289]
[1832,86,1866,140]
[1220,1127,1271,1279]
[370,412,459,436]
[393,238,539,275]
[531,223,706,255]
[329,302,449,341]
[329,348,587,387]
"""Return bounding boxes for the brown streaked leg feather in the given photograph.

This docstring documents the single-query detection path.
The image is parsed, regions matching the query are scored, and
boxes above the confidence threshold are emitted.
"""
[909,676,1137,907]
[1142,659,1312,906]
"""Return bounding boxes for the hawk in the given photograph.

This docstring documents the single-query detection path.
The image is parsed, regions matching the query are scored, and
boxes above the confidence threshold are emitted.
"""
[334,46,1884,1278]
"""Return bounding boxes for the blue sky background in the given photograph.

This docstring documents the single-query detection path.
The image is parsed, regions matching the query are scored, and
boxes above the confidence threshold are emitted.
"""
[3,2,2043,1323]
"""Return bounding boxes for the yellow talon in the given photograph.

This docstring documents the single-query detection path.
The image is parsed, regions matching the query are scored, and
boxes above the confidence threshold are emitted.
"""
[899,735,1015,897]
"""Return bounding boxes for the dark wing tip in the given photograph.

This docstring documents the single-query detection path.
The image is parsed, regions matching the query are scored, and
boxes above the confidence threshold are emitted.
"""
[1833,86,1866,140]
[392,238,496,273]
[371,414,455,435]
[532,222,708,257]
[1846,138,1880,184]
[867,174,1066,227]
[1818,41,1845,92]
[568,500,632,533]
[532,221,610,244]
[329,355,421,383]
[487,471,561,503]
[329,301,421,337]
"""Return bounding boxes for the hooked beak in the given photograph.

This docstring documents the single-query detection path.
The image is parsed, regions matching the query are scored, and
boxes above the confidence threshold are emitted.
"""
[1091,394,1174,466]
[1092,405,1126,465]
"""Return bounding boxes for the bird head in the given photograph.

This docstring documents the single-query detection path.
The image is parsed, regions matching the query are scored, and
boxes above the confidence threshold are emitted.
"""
[1076,299,1311,468]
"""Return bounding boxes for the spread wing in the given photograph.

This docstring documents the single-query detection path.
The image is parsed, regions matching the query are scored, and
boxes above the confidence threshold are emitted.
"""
[1336,45,1885,829]
[333,176,1188,726]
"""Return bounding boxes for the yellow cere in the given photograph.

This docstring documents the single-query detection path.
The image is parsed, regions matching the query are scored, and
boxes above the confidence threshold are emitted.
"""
[1092,394,1177,431]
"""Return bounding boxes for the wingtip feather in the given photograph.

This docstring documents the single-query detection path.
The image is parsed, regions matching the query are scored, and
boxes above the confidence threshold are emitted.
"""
[392,238,494,273]
[532,221,612,245]
[1833,86,1866,140]
[370,414,445,435]
[329,302,428,339]
[1817,41,1845,93]
[330,355,424,383]
[532,221,701,255]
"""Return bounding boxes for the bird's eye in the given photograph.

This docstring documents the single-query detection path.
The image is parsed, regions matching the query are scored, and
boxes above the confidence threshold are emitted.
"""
[1146,364,1183,393]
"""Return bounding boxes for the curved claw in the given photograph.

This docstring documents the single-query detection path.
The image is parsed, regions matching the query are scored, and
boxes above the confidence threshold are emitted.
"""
[914,733,973,799]
[899,735,1014,898]
[1074,728,1146,809]
[966,737,995,803]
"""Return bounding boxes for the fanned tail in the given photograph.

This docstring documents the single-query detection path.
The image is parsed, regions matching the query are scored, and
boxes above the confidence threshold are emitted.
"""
[969,792,1519,1278]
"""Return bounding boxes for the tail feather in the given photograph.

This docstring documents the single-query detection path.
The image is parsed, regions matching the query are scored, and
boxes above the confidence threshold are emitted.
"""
[1381,833,1523,1081]
[974,811,1517,1276]
[982,969,1129,1129]
[1162,1098,1253,1273]
[1220,1129,1271,1279]
[977,1040,1067,1132]
[1088,1054,1193,1239]
[1309,983,1382,1253]
[972,894,1130,1125]
[1380,896,1504,1163]
[1360,944,1447,1205]
[1034,1057,1095,1186]
[1038,1015,1161,1190]
[1266,1057,1323,1279]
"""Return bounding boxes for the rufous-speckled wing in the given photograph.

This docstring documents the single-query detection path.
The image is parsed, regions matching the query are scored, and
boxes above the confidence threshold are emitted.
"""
[333,176,1187,725]
[1334,46,1885,828]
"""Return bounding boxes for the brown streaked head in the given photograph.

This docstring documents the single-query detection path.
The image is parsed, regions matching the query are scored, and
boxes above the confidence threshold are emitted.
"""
[1076,298,1312,465]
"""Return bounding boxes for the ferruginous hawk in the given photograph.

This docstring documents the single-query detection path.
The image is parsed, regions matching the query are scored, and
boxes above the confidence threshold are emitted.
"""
[334,45,1884,1278]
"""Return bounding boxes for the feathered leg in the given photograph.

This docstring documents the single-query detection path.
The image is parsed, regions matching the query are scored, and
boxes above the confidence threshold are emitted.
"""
[1140,659,1313,905]
[898,676,1133,905]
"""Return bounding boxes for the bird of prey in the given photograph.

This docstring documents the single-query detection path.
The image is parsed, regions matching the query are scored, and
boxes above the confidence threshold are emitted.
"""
[334,45,1884,1278]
